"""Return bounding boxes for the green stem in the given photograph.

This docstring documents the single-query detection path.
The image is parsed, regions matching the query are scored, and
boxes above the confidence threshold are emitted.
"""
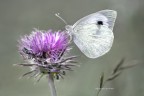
[48,74,57,96]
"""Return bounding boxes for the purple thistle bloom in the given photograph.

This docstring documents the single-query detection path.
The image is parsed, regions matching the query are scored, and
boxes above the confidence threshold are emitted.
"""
[19,29,69,62]
[16,29,77,80]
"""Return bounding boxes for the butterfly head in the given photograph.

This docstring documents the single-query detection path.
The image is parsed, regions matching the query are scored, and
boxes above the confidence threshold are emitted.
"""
[65,25,73,43]
[65,25,73,34]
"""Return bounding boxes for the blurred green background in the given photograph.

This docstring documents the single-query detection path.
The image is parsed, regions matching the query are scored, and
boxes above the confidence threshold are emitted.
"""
[0,0,144,96]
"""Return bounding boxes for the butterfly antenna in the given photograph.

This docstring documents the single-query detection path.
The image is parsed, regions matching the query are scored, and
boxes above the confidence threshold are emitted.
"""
[55,13,68,25]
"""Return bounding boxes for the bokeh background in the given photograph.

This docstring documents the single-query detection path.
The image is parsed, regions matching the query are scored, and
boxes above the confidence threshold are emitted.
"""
[0,0,144,96]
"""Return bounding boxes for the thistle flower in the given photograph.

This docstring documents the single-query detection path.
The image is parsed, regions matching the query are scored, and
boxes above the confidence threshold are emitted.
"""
[16,29,77,80]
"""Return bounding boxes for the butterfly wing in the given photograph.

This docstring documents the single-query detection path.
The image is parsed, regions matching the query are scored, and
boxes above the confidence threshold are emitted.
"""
[71,10,117,58]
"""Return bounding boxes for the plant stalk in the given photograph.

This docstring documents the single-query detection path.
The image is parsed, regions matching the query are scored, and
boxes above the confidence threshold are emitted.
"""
[48,74,57,96]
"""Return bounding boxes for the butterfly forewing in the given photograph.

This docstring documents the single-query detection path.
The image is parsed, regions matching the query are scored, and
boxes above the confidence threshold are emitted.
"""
[97,10,117,30]
[71,10,117,58]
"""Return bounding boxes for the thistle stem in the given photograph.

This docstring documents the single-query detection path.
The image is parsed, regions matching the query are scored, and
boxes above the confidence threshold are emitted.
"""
[48,74,57,96]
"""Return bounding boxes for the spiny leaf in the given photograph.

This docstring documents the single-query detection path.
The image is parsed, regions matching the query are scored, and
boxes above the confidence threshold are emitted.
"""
[96,73,104,96]
[119,61,139,71]
[107,71,121,81]
[113,58,125,74]
[99,72,104,88]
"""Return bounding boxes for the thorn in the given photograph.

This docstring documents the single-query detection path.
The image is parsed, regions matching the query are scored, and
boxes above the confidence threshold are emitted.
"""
[36,74,44,82]
[27,72,38,79]
[22,70,36,77]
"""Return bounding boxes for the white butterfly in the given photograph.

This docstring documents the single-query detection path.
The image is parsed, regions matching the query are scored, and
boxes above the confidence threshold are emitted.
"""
[55,10,117,58]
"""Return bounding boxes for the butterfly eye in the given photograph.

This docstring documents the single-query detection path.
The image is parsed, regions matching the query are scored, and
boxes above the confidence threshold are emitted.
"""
[97,21,103,25]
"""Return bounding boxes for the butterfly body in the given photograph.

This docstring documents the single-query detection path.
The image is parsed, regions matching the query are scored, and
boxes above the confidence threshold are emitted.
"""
[65,10,117,58]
